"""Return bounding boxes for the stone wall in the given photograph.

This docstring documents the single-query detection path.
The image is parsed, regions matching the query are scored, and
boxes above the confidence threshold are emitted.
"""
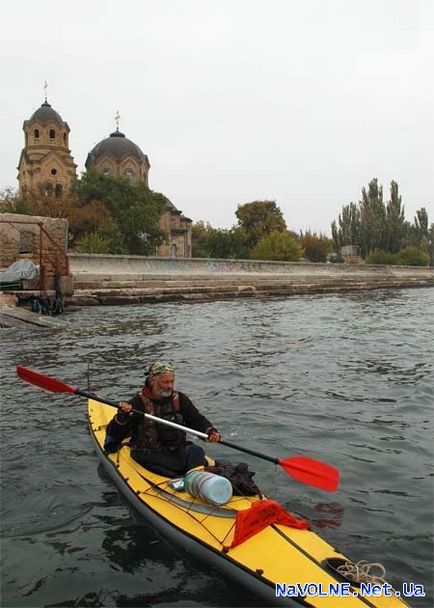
[68,253,434,281]
[64,253,433,307]
[0,213,69,288]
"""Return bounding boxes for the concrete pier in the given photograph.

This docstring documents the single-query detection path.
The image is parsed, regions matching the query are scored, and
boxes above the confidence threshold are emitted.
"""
[64,254,433,306]
[2,254,432,308]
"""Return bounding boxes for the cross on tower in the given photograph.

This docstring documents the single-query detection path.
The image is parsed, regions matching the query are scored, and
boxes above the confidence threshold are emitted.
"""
[115,110,121,131]
[43,81,48,102]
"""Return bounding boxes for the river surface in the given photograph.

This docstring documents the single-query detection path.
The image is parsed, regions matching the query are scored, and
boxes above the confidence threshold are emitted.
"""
[1,288,433,608]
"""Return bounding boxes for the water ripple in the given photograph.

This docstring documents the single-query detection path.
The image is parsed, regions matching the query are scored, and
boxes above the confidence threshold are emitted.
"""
[1,288,433,607]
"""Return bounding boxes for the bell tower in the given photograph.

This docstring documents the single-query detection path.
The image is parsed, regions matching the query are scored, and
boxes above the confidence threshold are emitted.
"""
[17,84,77,199]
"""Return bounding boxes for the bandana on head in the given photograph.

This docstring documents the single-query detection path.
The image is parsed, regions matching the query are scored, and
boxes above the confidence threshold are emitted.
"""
[146,361,174,378]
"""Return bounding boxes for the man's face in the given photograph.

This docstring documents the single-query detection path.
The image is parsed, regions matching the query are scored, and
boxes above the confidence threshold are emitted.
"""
[150,372,175,398]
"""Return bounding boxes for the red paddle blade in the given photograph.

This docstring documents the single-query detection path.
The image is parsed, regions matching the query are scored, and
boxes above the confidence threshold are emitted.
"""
[279,456,340,492]
[16,366,77,394]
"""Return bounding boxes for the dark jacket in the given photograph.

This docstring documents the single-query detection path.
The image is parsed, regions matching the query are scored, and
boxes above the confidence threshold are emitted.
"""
[104,390,215,453]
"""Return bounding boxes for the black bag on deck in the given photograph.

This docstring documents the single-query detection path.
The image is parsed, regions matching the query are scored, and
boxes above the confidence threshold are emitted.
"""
[206,459,261,496]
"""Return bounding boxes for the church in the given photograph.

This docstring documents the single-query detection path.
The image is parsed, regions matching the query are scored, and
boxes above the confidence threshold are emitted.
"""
[17,97,192,258]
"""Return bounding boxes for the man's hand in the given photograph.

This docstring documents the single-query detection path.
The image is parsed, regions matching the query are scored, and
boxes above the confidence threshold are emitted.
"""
[206,428,222,443]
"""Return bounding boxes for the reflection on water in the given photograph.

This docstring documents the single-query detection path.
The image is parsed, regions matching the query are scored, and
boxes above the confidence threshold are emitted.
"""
[1,288,433,607]
[343,357,431,385]
[311,502,345,529]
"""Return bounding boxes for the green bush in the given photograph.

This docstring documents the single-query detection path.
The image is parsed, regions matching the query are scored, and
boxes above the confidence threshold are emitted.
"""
[394,247,430,266]
[250,230,303,261]
[328,253,344,263]
[76,232,114,254]
[299,232,332,262]
[366,250,396,265]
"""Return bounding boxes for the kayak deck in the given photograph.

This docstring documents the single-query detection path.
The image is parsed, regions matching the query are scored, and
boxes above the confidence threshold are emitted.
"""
[88,399,410,608]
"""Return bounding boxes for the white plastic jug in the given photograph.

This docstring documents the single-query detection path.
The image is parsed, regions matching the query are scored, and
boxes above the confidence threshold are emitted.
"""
[184,470,233,506]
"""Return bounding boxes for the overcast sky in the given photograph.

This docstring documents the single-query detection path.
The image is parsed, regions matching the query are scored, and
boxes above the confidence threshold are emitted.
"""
[1,0,433,235]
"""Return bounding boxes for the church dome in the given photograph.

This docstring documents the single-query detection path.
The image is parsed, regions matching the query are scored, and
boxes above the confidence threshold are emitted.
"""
[86,129,148,166]
[25,101,65,126]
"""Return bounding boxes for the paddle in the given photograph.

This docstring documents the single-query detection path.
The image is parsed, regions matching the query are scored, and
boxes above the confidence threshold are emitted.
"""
[16,365,340,492]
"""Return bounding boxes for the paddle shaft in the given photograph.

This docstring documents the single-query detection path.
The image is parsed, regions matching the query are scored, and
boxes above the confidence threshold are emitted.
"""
[86,390,285,463]
[85,388,304,467]
[85,392,336,487]
[78,389,209,440]
[85,387,280,464]
[219,439,278,464]
[88,390,295,466]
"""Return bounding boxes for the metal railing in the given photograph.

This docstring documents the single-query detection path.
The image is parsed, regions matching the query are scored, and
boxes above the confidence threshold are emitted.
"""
[0,219,69,290]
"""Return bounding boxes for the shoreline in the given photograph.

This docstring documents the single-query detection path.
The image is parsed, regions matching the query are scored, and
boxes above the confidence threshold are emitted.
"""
[65,277,433,306]
[2,254,432,310]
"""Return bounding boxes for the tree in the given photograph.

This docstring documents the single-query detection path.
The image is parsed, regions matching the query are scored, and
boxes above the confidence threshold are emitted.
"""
[191,221,212,257]
[331,202,360,250]
[235,200,287,249]
[250,230,303,261]
[0,188,39,215]
[67,200,114,248]
[385,181,405,253]
[359,178,387,257]
[0,186,111,250]
[415,207,429,235]
[191,221,249,259]
[413,207,430,253]
[330,179,427,260]
[403,207,432,253]
[73,172,166,254]
[206,227,249,259]
[0,187,81,221]
[403,207,432,261]
[300,231,332,262]
[429,224,434,266]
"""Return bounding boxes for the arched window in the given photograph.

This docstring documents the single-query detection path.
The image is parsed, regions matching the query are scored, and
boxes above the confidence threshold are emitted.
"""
[124,168,135,181]
[103,167,112,175]
[34,128,40,139]
[55,184,63,198]
[51,168,57,175]
[49,129,56,139]
[44,182,53,197]
[25,132,29,146]
[63,133,67,144]
[171,244,178,258]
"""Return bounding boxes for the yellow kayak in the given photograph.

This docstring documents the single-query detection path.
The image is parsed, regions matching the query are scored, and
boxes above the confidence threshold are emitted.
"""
[88,398,411,608]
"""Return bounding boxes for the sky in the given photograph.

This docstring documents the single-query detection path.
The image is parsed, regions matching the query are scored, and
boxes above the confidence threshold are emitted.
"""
[1,0,433,236]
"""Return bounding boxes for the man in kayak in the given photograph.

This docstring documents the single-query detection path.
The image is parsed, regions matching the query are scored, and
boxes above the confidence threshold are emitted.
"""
[104,361,221,476]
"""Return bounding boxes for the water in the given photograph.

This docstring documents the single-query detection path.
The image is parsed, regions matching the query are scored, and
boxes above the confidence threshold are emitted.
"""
[1,288,433,607]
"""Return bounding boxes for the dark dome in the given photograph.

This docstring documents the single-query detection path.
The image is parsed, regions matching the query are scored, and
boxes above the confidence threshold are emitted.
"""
[86,129,148,166]
[26,101,64,125]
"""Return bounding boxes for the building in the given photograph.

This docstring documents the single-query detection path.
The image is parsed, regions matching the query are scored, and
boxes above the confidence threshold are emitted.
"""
[17,101,77,199]
[17,99,192,257]
[85,123,192,257]
[85,126,151,185]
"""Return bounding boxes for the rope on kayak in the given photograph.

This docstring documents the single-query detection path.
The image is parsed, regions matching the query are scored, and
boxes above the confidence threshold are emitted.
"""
[337,560,387,584]
[136,472,240,546]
